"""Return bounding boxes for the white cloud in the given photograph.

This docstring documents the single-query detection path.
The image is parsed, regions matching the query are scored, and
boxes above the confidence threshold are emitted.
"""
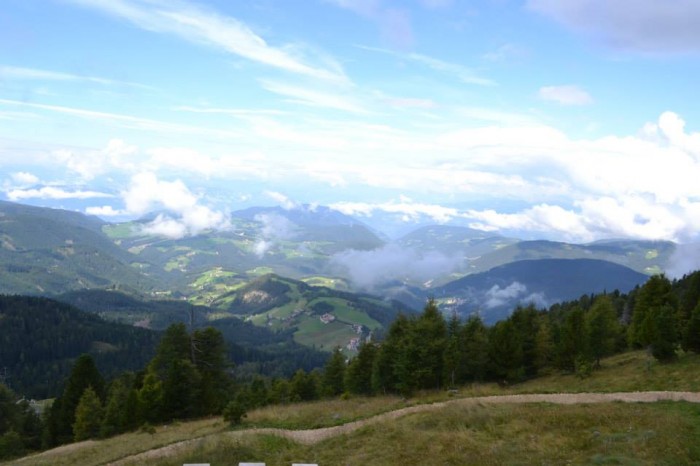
[68,0,347,82]
[485,282,527,309]
[0,65,152,89]
[539,85,593,106]
[259,80,370,114]
[6,186,113,201]
[121,172,230,238]
[359,45,496,86]
[528,0,700,54]
[330,200,461,223]
[85,205,125,216]
[9,172,39,186]
[265,191,297,210]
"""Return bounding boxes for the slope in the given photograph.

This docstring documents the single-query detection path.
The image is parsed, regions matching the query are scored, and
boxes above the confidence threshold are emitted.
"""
[433,258,648,322]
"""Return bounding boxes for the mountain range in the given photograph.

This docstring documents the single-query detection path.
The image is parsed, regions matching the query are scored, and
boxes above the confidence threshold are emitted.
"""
[0,200,671,347]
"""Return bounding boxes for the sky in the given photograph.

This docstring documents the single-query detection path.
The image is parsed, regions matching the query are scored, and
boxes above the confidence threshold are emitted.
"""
[2,0,700,243]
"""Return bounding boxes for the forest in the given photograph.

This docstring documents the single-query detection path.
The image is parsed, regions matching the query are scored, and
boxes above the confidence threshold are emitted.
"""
[1,271,700,461]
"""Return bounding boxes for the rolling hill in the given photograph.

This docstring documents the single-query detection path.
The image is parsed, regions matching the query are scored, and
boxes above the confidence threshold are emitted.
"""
[433,258,648,322]
[0,201,155,295]
[211,274,411,353]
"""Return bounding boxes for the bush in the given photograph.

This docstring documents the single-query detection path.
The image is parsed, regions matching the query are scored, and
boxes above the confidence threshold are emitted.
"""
[223,400,247,427]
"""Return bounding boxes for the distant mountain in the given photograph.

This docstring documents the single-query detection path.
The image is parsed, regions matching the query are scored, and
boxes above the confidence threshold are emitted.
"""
[0,201,154,295]
[433,258,648,323]
[469,239,675,276]
[232,204,386,252]
[399,225,516,254]
[0,294,159,398]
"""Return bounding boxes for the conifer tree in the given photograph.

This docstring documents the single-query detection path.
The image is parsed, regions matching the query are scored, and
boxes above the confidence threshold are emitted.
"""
[489,319,523,384]
[72,387,103,441]
[322,347,346,397]
[683,302,700,353]
[585,295,620,367]
[345,342,377,395]
[460,315,489,382]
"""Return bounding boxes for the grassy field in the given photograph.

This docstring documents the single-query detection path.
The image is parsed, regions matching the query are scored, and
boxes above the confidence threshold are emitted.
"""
[8,350,700,466]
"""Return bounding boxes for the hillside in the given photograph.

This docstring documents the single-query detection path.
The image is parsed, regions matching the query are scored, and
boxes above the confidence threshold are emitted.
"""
[0,295,159,398]
[11,351,700,466]
[0,201,154,295]
[469,239,675,276]
[212,274,410,353]
[434,258,648,322]
[55,289,328,378]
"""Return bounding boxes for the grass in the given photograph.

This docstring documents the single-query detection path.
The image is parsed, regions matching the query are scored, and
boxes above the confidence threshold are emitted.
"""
[11,418,226,466]
[9,350,700,466]
[132,402,700,466]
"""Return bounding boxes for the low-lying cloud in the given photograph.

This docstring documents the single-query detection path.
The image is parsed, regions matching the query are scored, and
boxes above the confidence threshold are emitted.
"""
[332,243,464,290]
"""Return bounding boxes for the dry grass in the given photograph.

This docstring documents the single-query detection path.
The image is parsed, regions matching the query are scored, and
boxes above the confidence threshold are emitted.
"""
[7,350,700,466]
[143,401,700,466]
[10,418,226,466]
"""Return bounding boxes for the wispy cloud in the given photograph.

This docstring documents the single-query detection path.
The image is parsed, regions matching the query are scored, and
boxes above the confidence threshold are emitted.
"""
[6,186,113,201]
[0,65,153,89]
[539,85,593,105]
[259,80,371,114]
[67,0,348,83]
[358,45,495,86]
[0,98,242,138]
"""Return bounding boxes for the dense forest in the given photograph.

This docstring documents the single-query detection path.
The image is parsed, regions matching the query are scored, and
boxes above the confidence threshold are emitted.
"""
[1,271,700,461]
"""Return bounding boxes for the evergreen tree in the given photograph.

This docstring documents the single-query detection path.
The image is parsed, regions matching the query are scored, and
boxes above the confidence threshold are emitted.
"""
[443,313,462,388]
[137,371,163,424]
[290,369,318,402]
[585,295,620,367]
[556,306,586,371]
[629,275,674,347]
[534,316,554,370]
[372,314,410,394]
[100,374,134,438]
[46,354,104,446]
[148,323,191,378]
[411,299,447,390]
[460,315,489,382]
[488,319,523,384]
[191,327,230,415]
[322,347,346,397]
[683,302,700,353]
[510,305,540,377]
[345,342,378,395]
[650,304,678,362]
[72,387,103,441]
[161,359,201,421]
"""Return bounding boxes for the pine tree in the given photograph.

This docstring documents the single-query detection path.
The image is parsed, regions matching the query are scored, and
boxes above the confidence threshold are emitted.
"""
[322,347,346,397]
[100,374,133,438]
[372,314,410,394]
[585,295,620,367]
[629,275,674,348]
[489,319,523,384]
[192,327,230,415]
[46,354,104,446]
[460,315,489,382]
[443,313,462,388]
[72,387,103,442]
[161,359,201,421]
[137,371,163,424]
[345,342,378,395]
[412,299,447,390]
[650,304,678,362]
[683,302,700,353]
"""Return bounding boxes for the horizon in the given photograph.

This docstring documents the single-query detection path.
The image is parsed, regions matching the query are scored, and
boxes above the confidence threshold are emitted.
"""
[2,0,700,247]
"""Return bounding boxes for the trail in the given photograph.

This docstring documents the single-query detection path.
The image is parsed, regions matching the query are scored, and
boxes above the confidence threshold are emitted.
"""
[108,390,700,465]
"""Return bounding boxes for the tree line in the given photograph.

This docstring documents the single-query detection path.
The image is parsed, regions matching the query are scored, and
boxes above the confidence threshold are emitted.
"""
[2,271,699,461]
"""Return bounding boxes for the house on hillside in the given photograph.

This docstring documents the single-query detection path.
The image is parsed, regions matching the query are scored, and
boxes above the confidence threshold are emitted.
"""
[320,313,335,324]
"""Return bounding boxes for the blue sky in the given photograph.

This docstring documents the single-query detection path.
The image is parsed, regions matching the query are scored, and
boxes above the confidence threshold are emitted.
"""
[2,0,700,242]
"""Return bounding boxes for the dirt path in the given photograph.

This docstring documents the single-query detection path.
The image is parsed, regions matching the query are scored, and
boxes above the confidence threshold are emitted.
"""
[108,391,700,465]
